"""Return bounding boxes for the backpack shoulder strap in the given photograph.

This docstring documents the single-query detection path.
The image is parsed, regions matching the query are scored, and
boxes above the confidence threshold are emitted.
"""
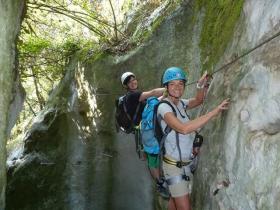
[123,94,142,127]
[160,100,186,165]
[180,99,191,120]
[180,100,186,109]
[122,94,133,122]
[158,100,177,115]
[157,100,177,134]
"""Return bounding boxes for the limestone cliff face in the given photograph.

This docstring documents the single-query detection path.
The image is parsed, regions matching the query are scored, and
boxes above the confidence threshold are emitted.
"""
[6,0,280,209]
[84,0,280,209]
[7,57,153,210]
[73,0,280,208]
[191,1,280,209]
[0,1,25,209]
[6,58,106,210]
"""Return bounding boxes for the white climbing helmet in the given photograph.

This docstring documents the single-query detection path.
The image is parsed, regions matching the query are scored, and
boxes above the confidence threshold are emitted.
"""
[121,72,135,86]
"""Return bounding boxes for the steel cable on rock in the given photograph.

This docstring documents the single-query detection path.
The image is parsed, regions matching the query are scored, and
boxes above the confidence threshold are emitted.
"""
[191,29,280,132]
[92,30,280,96]
[186,30,280,87]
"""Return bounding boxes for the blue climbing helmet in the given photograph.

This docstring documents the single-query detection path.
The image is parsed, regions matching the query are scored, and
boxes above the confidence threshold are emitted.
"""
[162,67,187,86]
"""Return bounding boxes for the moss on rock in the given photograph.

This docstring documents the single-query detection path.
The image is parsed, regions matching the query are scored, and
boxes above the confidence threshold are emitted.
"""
[195,0,244,72]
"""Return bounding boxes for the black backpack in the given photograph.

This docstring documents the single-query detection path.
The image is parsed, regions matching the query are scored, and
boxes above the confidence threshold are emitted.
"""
[115,94,141,134]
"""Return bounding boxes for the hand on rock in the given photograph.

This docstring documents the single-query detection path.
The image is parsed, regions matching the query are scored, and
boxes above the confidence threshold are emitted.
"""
[217,98,230,112]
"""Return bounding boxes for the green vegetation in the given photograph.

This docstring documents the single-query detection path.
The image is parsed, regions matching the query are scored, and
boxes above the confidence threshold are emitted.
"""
[10,0,186,144]
[195,0,244,72]
[16,0,182,122]
[17,0,142,116]
[10,0,133,145]
[127,0,184,44]
[121,0,133,12]
[19,37,95,113]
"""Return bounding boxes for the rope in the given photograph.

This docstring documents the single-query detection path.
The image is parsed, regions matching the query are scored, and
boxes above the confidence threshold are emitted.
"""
[186,30,280,86]
[193,30,280,132]
[194,30,280,133]
[92,30,280,96]
[94,92,122,96]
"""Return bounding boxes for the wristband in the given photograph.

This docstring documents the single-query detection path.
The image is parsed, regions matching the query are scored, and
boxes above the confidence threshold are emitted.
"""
[196,82,204,89]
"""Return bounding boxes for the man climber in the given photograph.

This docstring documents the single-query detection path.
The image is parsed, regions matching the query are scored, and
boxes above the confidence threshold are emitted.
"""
[119,71,169,197]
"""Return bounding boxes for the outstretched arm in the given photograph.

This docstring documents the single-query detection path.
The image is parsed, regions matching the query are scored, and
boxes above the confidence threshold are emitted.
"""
[139,88,165,102]
[163,99,230,134]
[187,71,210,109]
[187,88,207,109]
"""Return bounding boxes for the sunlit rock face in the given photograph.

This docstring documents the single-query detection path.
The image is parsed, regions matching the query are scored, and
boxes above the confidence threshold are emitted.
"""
[6,57,153,210]
[0,1,25,209]
[6,2,198,209]
[191,0,280,209]
[6,59,102,210]
[6,0,280,210]
[88,1,280,209]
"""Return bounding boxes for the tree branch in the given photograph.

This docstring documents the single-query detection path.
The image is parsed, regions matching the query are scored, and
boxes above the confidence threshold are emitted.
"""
[108,0,118,42]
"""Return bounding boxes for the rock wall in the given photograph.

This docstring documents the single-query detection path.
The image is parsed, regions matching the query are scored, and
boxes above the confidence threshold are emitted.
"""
[192,0,280,209]
[0,1,25,209]
[6,58,96,210]
[6,0,280,209]
[6,57,154,210]
[84,0,280,209]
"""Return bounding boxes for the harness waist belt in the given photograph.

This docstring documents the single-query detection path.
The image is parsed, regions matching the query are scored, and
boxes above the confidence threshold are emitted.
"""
[163,156,192,167]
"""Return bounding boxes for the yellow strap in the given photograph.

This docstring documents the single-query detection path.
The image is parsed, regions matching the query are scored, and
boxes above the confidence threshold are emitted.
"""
[163,158,177,166]
[163,156,192,166]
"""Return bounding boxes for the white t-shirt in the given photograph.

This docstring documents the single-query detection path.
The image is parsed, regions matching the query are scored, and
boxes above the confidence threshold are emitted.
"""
[157,98,195,161]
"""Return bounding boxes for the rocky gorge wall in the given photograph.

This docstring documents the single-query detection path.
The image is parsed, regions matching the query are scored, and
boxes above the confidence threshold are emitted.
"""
[5,0,280,209]
[83,0,280,209]
[0,1,25,209]
[6,56,154,210]
[191,0,280,209]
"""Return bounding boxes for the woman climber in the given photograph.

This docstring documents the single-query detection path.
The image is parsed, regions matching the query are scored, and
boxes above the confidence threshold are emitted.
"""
[157,67,230,210]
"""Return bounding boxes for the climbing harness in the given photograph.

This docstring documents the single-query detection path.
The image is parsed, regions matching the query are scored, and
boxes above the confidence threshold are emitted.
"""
[163,156,192,167]
[159,102,193,187]
[154,100,193,188]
